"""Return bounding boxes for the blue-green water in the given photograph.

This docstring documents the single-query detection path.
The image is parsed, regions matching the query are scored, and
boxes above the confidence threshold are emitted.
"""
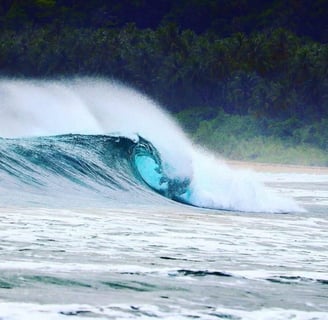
[0,79,327,319]
[0,194,327,319]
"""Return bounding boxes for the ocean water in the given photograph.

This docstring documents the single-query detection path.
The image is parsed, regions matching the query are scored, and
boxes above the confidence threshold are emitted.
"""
[0,79,327,319]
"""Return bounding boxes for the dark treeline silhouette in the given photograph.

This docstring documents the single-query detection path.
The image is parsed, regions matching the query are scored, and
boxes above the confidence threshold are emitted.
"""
[0,1,327,151]
[1,0,327,41]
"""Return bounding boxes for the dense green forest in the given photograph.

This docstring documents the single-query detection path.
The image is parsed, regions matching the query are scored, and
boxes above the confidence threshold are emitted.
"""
[0,1,327,164]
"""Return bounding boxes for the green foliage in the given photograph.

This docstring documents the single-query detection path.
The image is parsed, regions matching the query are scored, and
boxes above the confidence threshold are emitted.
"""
[0,1,327,163]
[2,24,326,118]
[293,119,328,150]
[2,1,326,40]
[176,109,328,166]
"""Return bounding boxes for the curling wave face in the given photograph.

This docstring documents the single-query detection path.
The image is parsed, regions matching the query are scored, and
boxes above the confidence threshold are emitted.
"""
[0,134,187,207]
[0,78,301,212]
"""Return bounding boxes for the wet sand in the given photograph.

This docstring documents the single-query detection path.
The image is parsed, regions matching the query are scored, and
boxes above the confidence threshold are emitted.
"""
[227,160,328,174]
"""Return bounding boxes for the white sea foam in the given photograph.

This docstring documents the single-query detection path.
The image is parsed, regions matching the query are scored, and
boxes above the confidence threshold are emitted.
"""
[187,149,301,212]
[0,302,327,320]
[0,78,302,213]
[0,202,327,318]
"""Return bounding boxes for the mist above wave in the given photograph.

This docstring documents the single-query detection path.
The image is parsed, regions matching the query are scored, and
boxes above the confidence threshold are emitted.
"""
[0,78,302,213]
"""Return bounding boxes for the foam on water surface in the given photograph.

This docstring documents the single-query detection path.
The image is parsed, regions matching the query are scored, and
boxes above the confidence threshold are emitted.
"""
[1,78,327,319]
[0,302,327,320]
[0,190,327,318]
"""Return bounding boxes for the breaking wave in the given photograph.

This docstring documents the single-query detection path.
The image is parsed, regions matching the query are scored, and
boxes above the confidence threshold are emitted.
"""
[0,78,301,212]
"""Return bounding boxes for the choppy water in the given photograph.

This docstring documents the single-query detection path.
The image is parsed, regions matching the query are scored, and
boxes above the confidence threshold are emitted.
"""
[1,173,328,320]
[0,78,327,319]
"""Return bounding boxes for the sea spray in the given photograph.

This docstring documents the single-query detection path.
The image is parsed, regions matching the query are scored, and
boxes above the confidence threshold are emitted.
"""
[0,78,302,212]
[186,149,301,212]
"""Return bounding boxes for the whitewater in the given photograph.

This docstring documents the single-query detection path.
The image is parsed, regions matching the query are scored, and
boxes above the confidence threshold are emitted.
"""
[0,78,299,212]
[0,78,327,320]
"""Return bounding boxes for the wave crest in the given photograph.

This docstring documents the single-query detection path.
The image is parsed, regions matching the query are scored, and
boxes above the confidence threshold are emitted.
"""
[0,78,302,213]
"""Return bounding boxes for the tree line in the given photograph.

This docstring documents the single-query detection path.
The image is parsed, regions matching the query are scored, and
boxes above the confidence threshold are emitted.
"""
[0,1,327,152]
[1,0,327,41]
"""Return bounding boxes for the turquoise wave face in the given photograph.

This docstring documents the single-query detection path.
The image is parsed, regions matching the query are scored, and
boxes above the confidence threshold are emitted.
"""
[131,137,190,202]
[0,134,191,208]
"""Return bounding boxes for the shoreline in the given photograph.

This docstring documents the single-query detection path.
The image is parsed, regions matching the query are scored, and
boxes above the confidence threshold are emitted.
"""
[227,160,328,174]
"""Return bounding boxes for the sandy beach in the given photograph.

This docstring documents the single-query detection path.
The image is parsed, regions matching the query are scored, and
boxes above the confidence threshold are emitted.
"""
[227,160,328,174]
